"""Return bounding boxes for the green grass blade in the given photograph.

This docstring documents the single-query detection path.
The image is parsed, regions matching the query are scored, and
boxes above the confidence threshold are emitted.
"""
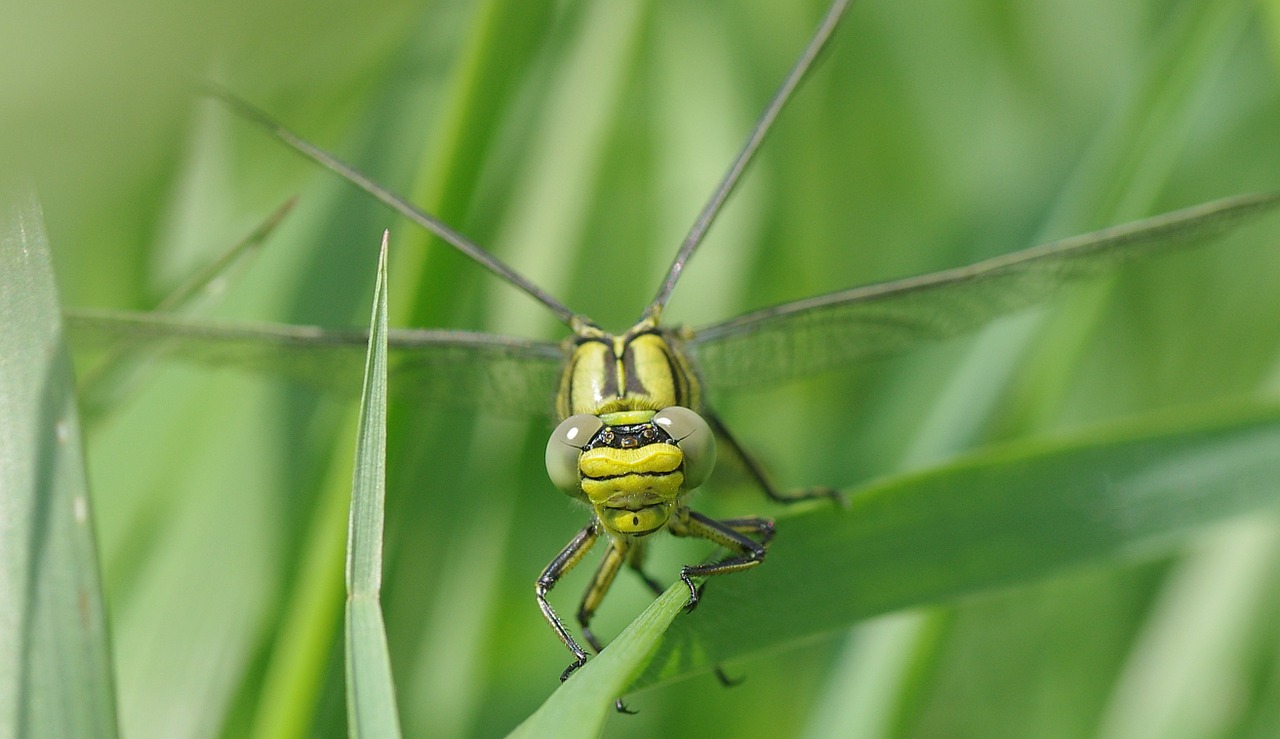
[633,398,1280,688]
[344,232,401,738]
[508,586,687,739]
[0,189,117,736]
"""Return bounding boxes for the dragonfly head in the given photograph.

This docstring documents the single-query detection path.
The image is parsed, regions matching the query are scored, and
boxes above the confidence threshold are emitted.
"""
[545,406,716,536]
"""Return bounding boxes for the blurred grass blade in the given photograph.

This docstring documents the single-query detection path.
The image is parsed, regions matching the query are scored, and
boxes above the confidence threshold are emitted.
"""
[0,189,117,736]
[152,197,296,314]
[509,586,688,739]
[76,197,296,415]
[344,232,401,738]
[1095,519,1280,739]
[634,398,1280,688]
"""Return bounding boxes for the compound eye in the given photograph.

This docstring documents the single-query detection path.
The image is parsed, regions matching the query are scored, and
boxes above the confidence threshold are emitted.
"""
[545,414,604,494]
[653,406,716,490]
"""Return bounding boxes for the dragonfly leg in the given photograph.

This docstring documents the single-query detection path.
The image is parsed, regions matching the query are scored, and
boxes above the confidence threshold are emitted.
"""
[705,408,847,507]
[704,513,771,685]
[536,521,602,682]
[716,515,776,546]
[578,539,645,715]
[577,538,629,654]
[625,538,745,688]
[669,507,770,612]
[625,540,665,595]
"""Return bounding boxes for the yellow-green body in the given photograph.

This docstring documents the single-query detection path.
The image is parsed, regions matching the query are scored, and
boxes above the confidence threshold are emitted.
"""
[555,320,701,537]
[537,317,783,685]
[537,318,825,688]
[556,321,700,418]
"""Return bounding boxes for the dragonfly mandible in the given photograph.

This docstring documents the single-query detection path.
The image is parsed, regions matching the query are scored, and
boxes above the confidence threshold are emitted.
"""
[64,0,1280,702]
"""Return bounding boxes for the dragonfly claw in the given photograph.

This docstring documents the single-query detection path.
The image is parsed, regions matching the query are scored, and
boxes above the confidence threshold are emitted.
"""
[560,655,589,682]
[714,666,744,687]
[615,698,638,714]
[680,571,702,612]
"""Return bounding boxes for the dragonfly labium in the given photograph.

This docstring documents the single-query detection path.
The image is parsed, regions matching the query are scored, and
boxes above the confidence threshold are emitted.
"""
[66,0,1280,699]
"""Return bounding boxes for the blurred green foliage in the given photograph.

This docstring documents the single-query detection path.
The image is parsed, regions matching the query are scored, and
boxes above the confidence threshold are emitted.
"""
[9,0,1280,736]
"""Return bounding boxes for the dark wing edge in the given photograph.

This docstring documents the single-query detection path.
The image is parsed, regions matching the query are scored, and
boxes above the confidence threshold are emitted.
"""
[65,308,567,418]
[689,192,1280,392]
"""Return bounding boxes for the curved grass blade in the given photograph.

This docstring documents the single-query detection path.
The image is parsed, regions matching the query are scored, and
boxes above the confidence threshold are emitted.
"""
[64,309,564,417]
[508,586,687,739]
[691,192,1280,391]
[345,232,401,738]
[0,189,117,737]
[628,397,1280,689]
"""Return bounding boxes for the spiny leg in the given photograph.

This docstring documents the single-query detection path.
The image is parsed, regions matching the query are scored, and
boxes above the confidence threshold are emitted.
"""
[536,521,602,682]
[577,539,630,654]
[718,516,777,547]
[625,544,733,688]
[620,532,758,699]
[578,539,641,714]
[691,517,775,607]
[668,508,770,612]
[675,514,775,687]
[625,539,666,596]
[705,407,846,507]
[628,516,775,601]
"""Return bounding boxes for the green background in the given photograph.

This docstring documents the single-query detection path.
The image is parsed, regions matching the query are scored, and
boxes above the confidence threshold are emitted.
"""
[8,0,1280,736]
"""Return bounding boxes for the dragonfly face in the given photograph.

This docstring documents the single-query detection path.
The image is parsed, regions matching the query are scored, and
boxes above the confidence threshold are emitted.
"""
[546,320,717,535]
[546,404,716,537]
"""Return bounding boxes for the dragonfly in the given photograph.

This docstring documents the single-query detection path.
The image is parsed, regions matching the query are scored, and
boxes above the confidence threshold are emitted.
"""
[66,0,1280,697]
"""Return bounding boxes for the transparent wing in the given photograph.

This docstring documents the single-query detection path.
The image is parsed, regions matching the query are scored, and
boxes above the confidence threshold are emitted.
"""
[66,309,567,418]
[689,193,1280,392]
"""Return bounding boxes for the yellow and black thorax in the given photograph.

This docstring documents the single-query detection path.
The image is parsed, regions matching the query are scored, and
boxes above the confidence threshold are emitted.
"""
[546,321,714,537]
[555,322,701,419]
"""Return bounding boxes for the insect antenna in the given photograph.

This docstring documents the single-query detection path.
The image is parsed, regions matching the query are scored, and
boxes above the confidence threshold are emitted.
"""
[643,0,853,322]
[207,85,588,330]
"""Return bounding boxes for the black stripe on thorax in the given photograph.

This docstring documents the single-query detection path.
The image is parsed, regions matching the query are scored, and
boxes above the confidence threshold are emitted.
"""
[575,335,619,400]
[581,470,681,482]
